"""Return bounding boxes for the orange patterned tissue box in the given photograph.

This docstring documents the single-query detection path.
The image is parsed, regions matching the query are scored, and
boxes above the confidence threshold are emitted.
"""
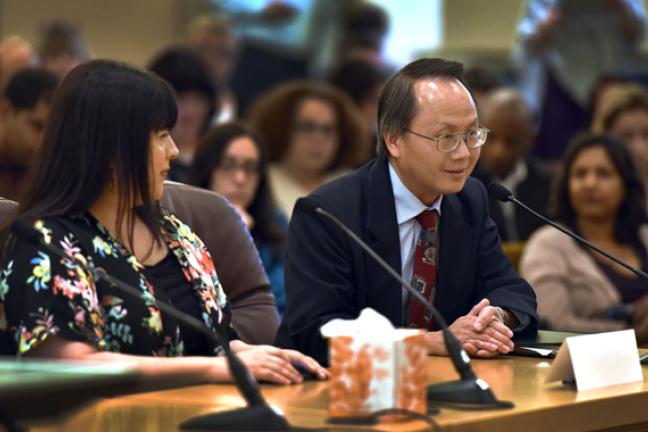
[320,308,428,418]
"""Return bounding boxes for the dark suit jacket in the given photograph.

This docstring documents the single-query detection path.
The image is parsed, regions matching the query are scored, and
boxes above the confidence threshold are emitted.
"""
[472,158,552,242]
[275,157,538,365]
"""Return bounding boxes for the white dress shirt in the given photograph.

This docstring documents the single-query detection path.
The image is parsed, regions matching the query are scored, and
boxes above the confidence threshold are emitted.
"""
[388,163,442,316]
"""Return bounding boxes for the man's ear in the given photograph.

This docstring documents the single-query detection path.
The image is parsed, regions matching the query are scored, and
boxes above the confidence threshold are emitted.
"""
[384,131,402,159]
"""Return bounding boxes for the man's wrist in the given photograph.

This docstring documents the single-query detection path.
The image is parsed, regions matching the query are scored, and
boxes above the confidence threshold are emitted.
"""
[494,306,506,323]
[425,330,447,356]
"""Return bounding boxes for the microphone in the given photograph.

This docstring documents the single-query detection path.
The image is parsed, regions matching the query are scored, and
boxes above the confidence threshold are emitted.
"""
[488,183,648,280]
[10,218,297,431]
[311,205,512,408]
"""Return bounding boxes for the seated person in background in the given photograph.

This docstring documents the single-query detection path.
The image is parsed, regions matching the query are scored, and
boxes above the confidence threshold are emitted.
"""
[149,46,217,183]
[463,66,500,116]
[188,14,240,124]
[0,36,39,90]
[38,20,90,80]
[189,121,288,316]
[520,133,648,338]
[0,67,59,201]
[328,59,388,164]
[248,80,367,218]
[276,58,538,365]
[0,60,327,384]
[591,83,648,201]
[472,88,552,242]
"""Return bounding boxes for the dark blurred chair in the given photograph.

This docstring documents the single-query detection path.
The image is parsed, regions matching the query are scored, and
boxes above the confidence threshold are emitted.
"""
[502,241,526,272]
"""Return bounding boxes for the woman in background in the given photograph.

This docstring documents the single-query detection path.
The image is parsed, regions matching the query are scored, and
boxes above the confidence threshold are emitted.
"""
[0,60,327,384]
[248,80,367,218]
[190,121,288,315]
[591,83,648,198]
[520,133,648,340]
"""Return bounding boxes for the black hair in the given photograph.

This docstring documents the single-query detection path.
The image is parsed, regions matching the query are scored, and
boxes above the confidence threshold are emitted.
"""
[328,60,387,106]
[464,67,500,94]
[148,46,218,132]
[189,121,285,249]
[551,133,646,245]
[344,2,389,50]
[4,67,59,109]
[0,59,177,255]
[377,57,471,155]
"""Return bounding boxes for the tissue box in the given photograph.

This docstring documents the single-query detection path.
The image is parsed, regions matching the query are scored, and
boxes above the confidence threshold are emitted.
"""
[328,330,428,418]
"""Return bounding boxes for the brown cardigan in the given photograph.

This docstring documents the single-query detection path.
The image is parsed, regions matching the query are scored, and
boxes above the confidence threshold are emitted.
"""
[520,225,648,333]
[0,182,280,345]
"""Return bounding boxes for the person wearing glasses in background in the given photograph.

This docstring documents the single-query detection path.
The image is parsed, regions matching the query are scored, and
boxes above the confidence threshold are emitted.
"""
[189,121,289,316]
[248,80,367,219]
[276,58,538,365]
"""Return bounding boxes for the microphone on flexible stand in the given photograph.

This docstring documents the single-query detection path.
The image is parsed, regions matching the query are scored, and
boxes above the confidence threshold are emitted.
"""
[488,182,648,364]
[310,205,512,408]
[487,182,648,280]
[10,218,307,431]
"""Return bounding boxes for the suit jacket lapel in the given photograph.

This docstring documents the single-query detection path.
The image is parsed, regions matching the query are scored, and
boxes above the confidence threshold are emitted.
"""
[436,194,474,321]
[365,158,403,325]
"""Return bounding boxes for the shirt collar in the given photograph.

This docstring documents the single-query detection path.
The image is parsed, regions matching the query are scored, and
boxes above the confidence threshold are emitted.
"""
[498,159,528,192]
[388,161,442,225]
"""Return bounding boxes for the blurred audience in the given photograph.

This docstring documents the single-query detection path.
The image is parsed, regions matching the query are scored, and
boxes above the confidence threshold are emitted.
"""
[0,67,59,200]
[328,59,387,162]
[188,14,240,123]
[149,46,218,182]
[472,88,552,242]
[0,36,39,91]
[248,80,366,218]
[38,20,90,79]
[516,0,645,162]
[464,66,501,116]
[591,83,648,198]
[521,133,648,338]
[337,1,389,67]
[189,121,288,315]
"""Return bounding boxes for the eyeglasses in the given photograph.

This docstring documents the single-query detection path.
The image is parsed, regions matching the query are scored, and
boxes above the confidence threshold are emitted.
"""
[218,158,261,177]
[406,127,490,152]
[293,120,338,138]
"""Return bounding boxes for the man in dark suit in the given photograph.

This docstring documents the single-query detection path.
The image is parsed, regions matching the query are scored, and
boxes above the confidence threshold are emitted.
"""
[276,58,538,365]
[471,88,553,242]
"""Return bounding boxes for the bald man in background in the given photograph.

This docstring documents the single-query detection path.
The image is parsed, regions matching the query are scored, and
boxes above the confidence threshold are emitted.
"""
[472,88,553,242]
[0,36,39,91]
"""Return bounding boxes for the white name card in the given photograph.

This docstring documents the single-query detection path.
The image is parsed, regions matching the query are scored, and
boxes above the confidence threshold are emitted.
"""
[545,329,643,391]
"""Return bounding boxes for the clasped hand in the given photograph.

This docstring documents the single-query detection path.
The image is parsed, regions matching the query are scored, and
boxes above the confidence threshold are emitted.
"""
[427,299,514,358]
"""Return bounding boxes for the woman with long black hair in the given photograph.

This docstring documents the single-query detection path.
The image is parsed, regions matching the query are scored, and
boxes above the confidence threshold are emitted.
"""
[0,60,327,384]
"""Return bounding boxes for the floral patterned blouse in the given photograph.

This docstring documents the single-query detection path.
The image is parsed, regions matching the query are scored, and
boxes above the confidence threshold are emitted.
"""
[0,209,235,357]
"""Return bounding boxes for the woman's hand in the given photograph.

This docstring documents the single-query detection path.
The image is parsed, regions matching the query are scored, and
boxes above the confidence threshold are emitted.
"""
[231,342,329,385]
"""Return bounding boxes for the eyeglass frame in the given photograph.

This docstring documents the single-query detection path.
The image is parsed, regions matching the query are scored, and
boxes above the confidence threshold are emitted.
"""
[216,157,262,177]
[405,127,490,152]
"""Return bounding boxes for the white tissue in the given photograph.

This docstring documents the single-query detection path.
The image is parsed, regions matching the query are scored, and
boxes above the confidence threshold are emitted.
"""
[320,307,396,338]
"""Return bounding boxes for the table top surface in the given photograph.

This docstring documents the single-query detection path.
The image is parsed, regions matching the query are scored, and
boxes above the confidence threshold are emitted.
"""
[27,352,648,432]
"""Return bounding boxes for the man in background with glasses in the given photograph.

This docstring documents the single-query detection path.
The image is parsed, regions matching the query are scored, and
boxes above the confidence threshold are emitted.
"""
[276,58,538,365]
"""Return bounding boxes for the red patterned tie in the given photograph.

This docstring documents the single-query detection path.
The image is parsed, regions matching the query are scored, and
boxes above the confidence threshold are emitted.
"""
[407,210,439,330]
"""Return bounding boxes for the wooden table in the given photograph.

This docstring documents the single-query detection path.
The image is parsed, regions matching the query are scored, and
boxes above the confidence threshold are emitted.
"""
[30,355,648,432]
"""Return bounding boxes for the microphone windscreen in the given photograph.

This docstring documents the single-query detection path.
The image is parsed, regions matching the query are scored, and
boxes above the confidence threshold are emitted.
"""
[488,183,513,202]
[11,218,42,244]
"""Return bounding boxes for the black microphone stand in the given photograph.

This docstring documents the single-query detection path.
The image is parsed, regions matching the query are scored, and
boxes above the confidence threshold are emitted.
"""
[488,183,648,280]
[314,207,511,408]
[11,220,301,431]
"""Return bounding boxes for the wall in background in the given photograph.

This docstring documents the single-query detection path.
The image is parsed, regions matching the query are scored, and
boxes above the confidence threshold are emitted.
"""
[1,0,647,67]
[0,0,185,66]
